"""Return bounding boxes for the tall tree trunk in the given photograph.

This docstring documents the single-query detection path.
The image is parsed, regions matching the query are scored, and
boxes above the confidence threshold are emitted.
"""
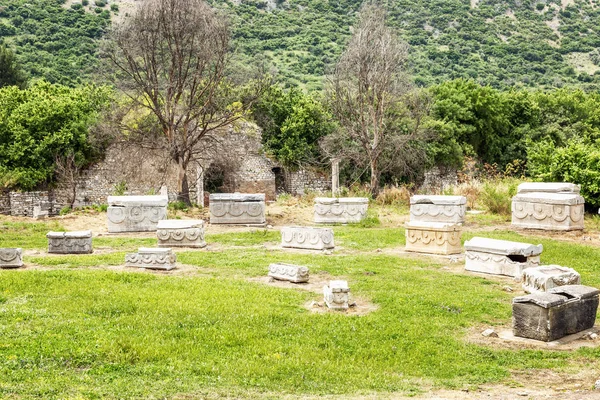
[176,158,191,205]
[370,157,380,197]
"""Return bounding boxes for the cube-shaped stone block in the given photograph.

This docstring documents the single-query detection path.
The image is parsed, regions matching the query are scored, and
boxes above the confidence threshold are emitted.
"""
[268,263,309,283]
[323,280,350,310]
[47,230,93,254]
[125,247,176,270]
[209,193,265,225]
[522,265,581,293]
[157,220,206,248]
[281,226,334,250]
[405,221,462,255]
[314,197,368,224]
[409,195,466,224]
[0,248,23,268]
[464,237,542,278]
[107,195,168,233]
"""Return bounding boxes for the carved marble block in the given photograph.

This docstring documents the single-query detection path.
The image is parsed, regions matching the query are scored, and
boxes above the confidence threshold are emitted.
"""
[314,197,368,224]
[323,280,350,310]
[281,226,334,250]
[409,195,467,224]
[268,263,310,283]
[107,195,168,233]
[511,182,584,231]
[405,221,462,255]
[522,265,581,293]
[157,220,206,248]
[47,230,93,254]
[513,285,599,341]
[0,248,23,268]
[209,193,266,225]
[125,247,176,270]
[464,237,542,278]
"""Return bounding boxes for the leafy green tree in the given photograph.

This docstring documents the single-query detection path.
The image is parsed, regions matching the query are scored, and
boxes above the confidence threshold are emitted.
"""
[0,45,27,88]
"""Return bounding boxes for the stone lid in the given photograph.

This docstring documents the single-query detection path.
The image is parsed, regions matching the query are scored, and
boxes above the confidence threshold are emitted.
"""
[0,248,22,253]
[410,195,467,205]
[464,237,543,256]
[548,285,600,300]
[315,197,369,205]
[512,192,584,205]
[209,193,265,202]
[138,247,172,254]
[157,220,203,229]
[513,292,567,308]
[327,280,349,293]
[517,182,580,194]
[405,221,461,231]
[269,262,309,272]
[525,265,579,277]
[46,230,92,239]
[108,195,168,206]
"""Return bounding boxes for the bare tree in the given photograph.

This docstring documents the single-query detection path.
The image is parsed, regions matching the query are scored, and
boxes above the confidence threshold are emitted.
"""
[103,0,263,204]
[325,2,427,196]
[54,153,83,209]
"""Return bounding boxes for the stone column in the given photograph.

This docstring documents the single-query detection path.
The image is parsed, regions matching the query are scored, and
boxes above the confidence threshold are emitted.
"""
[331,158,340,196]
[196,165,204,207]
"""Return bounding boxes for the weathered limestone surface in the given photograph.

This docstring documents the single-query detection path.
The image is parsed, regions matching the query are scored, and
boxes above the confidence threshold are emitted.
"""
[157,220,206,248]
[405,221,462,255]
[281,226,334,250]
[107,195,168,233]
[464,237,542,278]
[314,197,368,224]
[522,265,581,293]
[0,248,23,268]
[47,230,93,254]
[513,285,599,341]
[268,263,310,283]
[125,247,176,270]
[511,183,584,231]
[209,193,266,225]
[323,280,350,310]
[409,195,467,224]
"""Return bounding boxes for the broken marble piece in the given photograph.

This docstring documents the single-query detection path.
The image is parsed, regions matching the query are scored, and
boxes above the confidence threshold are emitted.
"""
[409,195,466,224]
[107,195,168,233]
[47,230,93,254]
[513,285,599,341]
[125,247,176,270]
[313,197,368,224]
[280,226,334,250]
[522,265,581,294]
[0,248,23,268]
[268,263,309,283]
[209,193,266,225]
[405,221,462,255]
[464,237,542,278]
[156,220,206,248]
[323,280,350,310]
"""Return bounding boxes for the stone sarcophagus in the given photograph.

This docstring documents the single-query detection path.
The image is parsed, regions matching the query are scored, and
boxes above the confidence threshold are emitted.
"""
[280,226,334,250]
[107,195,168,233]
[464,237,542,278]
[522,265,581,294]
[125,247,176,270]
[513,285,599,341]
[156,220,206,248]
[323,280,350,310]
[511,182,584,231]
[409,195,467,224]
[268,263,310,283]
[47,230,93,254]
[209,193,266,225]
[405,221,462,255]
[0,248,23,268]
[314,197,369,224]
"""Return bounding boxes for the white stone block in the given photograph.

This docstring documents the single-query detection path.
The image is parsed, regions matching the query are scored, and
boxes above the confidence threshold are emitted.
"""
[410,195,466,224]
[156,220,206,248]
[209,193,265,225]
[0,248,23,268]
[47,230,93,254]
[511,191,584,231]
[522,265,581,293]
[314,197,368,224]
[281,226,334,250]
[107,195,168,233]
[268,263,309,283]
[125,247,176,270]
[405,221,462,255]
[516,182,580,194]
[323,280,350,310]
[464,237,542,278]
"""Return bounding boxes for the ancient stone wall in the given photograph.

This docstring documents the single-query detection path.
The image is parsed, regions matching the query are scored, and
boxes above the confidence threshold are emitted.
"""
[284,168,330,195]
[7,191,57,216]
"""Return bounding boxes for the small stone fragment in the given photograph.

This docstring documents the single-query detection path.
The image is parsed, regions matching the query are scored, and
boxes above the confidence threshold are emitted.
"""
[594,379,600,390]
[503,286,514,292]
[481,328,498,338]
[324,250,332,255]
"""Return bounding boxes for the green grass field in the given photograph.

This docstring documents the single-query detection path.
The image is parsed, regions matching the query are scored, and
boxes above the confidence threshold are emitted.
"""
[1,214,599,398]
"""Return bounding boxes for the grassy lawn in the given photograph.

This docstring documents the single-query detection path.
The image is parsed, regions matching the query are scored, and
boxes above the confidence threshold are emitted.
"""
[1,216,600,398]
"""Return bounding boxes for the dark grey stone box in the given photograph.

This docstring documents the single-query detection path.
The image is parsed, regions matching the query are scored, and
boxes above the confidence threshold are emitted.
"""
[512,285,599,342]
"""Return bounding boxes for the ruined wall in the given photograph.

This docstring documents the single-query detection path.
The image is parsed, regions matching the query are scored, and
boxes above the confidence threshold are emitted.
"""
[284,168,330,195]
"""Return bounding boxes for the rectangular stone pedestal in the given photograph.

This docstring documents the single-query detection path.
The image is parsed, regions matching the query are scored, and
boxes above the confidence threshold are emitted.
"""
[281,226,334,250]
[107,195,168,233]
[324,280,350,310]
[157,220,206,248]
[522,265,581,293]
[513,285,599,341]
[47,230,93,254]
[125,248,176,270]
[464,237,542,278]
[314,197,368,224]
[209,193,265,225]
[268,263,310,283]
[409,195,466,224]
[0,248,23,268]
[405,221,462,255]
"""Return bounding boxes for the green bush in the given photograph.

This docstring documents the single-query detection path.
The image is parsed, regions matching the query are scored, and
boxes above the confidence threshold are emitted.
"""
[479,179,519,216]
[94,0,105,6]
[110,3,118,11]
[168,201,189,212]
